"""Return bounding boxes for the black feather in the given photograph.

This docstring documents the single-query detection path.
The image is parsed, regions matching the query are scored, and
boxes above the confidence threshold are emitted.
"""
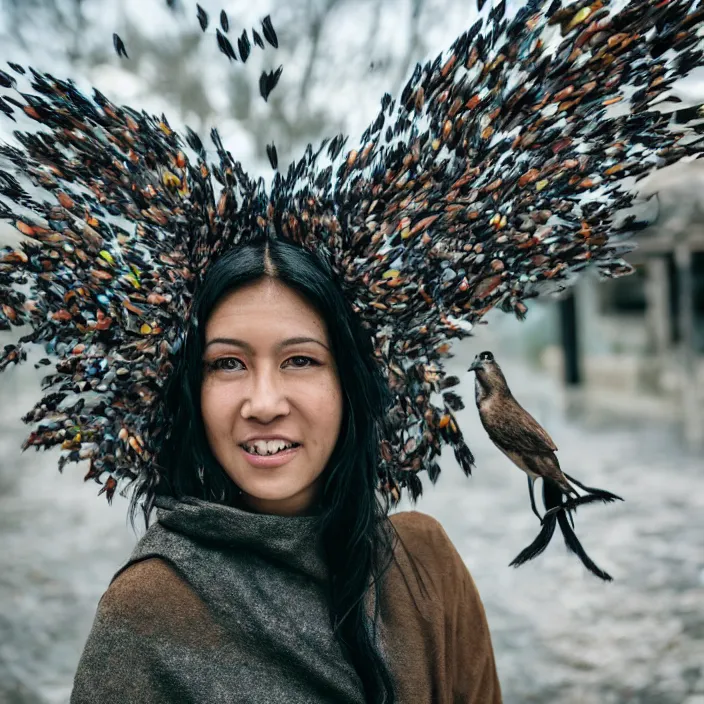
[238,31,251,63]
[327,135,341,159]
[185,127,205,156]
[511,479,565,567]
[564,473,623,501]
[269,65,283,94]
[443,391,464,411]
[216,29,237,61]
[489,0,506,23]
[266,143,278,170]
[259,66,283,101]
[196,4,209,31]
[0,97,16,121]
[112,33,129,59]
[556,508,613,581]
[545,492,619,517]
[546,472,624,515]
[3,96,24,109]
[259,72,268,101]
[439,374,460,389]
[427,461,441,483]
[220,10,229,33]
[252,29,265,49]
[0,70,16,89]
[519,480,614,581]
[7,62,25,75]
[262,14,279,48]
[510,513,557,566]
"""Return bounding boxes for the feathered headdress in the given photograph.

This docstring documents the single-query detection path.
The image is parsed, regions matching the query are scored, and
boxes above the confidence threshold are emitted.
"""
[1,0,703,505]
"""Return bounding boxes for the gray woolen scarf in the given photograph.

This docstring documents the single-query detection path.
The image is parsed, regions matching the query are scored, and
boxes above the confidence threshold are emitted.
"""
[71,495,378,703]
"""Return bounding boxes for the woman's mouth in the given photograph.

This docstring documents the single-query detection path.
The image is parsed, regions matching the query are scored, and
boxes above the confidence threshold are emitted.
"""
[239,441,301,468]
[241,440,300,456]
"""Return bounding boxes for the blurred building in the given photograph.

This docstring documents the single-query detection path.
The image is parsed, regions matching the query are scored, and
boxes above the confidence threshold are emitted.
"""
[541,162,704,446]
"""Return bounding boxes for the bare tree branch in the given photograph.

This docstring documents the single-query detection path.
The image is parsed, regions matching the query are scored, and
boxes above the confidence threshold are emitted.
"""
[395,0,425,94]
[1,0,453,170]
[364,0,384,57]
[297,0,344,109]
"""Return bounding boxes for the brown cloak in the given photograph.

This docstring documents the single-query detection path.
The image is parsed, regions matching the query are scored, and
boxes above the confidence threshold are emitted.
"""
[71,497,501,703]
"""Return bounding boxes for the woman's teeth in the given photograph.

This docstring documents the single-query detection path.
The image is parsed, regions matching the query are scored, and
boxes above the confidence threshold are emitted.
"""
[243,440,298,456]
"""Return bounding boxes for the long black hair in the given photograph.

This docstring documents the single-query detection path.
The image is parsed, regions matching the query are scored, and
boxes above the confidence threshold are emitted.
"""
[129,236,398,703]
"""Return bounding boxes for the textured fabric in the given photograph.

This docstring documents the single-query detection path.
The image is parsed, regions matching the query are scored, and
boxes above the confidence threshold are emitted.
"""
[71,497,501,703]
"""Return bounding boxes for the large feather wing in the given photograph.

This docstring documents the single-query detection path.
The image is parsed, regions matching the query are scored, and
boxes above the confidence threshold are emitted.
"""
[334,0,704,332]
[324,0,704,495]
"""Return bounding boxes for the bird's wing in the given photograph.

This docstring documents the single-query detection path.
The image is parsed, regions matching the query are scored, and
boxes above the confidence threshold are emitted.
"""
[481,398,558,455]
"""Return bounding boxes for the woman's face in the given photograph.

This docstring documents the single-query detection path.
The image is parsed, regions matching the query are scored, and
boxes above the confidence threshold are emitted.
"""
[201,277,343,516]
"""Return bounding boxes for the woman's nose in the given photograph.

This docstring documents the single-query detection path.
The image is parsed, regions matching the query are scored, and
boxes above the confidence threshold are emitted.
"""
[240,369,290,422]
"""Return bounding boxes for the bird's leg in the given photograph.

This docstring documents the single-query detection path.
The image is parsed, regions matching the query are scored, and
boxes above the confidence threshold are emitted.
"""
[527,475,543,523]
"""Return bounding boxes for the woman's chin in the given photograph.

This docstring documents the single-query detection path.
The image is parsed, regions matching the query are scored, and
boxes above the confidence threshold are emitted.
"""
[236,475,320,515]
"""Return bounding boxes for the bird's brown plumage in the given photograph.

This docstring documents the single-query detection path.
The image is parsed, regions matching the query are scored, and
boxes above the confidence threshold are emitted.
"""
[472,358,572,494]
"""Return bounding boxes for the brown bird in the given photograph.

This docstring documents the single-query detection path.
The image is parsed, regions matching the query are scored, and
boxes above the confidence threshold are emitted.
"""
[468,351,623,581]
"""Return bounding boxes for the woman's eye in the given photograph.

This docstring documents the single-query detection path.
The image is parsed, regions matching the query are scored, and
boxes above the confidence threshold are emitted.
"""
[205,356,318,372]
[285,356,318,368]
[209,358,244,371]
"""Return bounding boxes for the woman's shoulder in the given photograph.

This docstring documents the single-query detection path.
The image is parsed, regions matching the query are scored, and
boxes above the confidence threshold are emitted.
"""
[384,517,501,702]
[389,509,444,532]
[99,557,216,642]
[388,510,457,561]
[386,510,470,597]
[106,557,180,602]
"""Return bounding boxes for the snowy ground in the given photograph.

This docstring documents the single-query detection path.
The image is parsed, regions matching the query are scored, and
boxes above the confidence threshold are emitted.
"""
[1,336,703,704]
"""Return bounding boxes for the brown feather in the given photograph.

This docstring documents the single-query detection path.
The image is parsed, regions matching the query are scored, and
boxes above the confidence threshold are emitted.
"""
[475,362,558,453]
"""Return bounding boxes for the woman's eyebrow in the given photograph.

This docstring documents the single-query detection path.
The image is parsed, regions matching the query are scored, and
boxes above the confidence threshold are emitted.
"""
[204,336,330,352]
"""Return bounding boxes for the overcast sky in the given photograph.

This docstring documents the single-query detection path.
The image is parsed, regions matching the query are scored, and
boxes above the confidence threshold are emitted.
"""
[1,0,704,190]
[0,0,487,176]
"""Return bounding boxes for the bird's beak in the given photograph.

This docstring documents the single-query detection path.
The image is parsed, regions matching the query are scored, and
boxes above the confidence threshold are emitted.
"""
[468,359,481,372]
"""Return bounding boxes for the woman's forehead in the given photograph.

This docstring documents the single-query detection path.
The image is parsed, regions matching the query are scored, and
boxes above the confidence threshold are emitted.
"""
[206,279,328,342]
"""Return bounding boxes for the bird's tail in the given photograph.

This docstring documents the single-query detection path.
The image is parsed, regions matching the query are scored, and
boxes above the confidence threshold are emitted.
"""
[509,478,561,567]
[509,510,557,567]
[549,480,614,581]
[555,509,613,582]
[545,473,624,518]
[511,480,614,581]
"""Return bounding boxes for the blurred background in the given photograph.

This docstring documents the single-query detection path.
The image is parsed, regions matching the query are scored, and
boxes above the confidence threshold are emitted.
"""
[0,1,703,702]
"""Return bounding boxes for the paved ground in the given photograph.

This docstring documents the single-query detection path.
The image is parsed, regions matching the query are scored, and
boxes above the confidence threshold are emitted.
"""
[1,335,703,704]
[396,348,704,704]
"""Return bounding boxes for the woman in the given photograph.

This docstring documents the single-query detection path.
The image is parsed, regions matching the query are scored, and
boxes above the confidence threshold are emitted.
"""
[3,2,704,700]
[70,237,502,703]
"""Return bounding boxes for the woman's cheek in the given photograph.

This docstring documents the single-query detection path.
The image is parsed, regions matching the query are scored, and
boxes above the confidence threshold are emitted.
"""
[202,380,234,436]
[305,375,341,416]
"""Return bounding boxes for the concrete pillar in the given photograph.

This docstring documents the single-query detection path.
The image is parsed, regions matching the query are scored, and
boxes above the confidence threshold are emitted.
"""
[675,240,702,448]
[644,256,672,357]
[559,292,581,386]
